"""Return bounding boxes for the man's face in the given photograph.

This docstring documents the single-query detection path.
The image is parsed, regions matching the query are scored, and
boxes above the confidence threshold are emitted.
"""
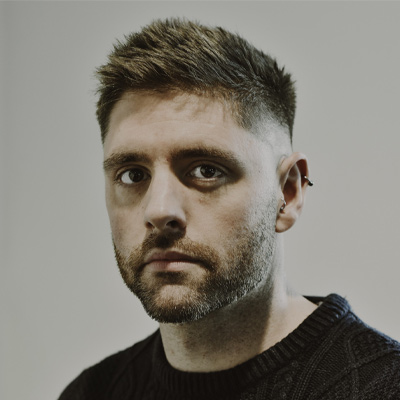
[104,92,281,324]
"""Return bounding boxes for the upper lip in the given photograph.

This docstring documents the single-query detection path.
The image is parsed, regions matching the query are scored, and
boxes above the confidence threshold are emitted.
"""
[144,251,198,264]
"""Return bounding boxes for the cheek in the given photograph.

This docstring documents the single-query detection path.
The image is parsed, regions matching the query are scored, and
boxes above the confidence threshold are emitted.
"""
[106,191,145,249]
[191,189,259,240]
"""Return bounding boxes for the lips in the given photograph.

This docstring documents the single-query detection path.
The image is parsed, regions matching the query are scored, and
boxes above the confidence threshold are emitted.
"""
[144,251,201,272]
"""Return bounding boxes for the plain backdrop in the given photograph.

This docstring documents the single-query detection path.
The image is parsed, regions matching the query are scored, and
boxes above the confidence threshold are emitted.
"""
[2,2,400,399]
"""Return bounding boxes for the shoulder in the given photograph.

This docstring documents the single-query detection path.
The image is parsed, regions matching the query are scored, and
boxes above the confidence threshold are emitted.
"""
[58,330,159,400]
[342,313,400,397]
[339,310,400,364]
[303,296,400,399]
[306,294,400,363]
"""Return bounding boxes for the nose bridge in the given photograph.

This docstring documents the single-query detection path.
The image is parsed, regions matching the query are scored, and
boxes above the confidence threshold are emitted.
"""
[144,166,186,231]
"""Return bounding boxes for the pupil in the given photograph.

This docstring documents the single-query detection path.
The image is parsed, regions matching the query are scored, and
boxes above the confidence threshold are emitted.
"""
[129,169,144,182]
[200,165,216,178]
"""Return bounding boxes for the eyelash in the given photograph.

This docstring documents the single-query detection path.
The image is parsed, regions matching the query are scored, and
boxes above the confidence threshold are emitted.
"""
[188,165,224,180]
[117,168,150,185]
[115,164,225,186]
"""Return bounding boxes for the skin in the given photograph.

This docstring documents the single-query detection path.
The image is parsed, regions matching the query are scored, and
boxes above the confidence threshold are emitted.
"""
[103,91,317,372]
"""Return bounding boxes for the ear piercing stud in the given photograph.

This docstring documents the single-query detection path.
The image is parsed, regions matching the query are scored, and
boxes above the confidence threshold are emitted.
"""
[280,197,286,212]
[302,175,314,186]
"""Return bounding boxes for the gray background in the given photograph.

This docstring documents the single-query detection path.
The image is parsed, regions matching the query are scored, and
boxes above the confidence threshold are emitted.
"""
[2,2,400,399]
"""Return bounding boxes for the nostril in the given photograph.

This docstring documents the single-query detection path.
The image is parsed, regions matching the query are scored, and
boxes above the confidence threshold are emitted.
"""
[145,217,185,232]
[167,220,180,229]
[145,221,154,229]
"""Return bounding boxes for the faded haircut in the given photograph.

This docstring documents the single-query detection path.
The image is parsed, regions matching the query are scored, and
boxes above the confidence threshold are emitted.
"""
[95,18,296,144]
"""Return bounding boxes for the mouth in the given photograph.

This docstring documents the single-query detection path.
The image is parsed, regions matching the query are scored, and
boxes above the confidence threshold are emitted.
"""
[144,251,202,272]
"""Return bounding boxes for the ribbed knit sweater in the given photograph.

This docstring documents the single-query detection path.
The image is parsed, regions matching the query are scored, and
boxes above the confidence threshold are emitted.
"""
[59,294,400,399]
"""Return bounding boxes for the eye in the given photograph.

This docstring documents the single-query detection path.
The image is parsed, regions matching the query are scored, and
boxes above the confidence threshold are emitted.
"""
[189,164,224,179]
[119,168,149,184]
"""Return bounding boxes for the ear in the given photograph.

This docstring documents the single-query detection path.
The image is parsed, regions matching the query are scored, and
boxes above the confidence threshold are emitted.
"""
[275,152,310,233]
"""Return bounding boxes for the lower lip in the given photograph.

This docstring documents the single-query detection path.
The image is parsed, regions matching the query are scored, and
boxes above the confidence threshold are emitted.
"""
[146,260,199,272]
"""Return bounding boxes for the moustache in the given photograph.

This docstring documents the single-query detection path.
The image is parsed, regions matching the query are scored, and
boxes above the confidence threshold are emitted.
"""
[118,231,221,273]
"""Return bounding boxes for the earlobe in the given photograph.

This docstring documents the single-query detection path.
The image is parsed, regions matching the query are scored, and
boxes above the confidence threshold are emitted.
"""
[275,153,311,233]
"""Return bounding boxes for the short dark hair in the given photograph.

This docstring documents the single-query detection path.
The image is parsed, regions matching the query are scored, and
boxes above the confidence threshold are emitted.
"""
[95,18,296,143]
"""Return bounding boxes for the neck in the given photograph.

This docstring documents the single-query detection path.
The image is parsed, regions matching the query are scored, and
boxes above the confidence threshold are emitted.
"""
[159,239,317,372]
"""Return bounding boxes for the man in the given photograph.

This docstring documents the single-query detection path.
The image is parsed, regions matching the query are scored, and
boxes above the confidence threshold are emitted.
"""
[59,18,400,399]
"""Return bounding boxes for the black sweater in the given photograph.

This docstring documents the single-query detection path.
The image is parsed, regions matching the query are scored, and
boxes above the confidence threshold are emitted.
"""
[59,294,400,399]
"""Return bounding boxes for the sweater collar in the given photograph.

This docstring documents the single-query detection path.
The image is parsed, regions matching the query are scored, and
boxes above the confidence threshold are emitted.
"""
[151,294,350,398]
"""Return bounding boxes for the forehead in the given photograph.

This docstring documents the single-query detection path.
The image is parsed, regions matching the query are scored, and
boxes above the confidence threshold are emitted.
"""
[103,92,273,165]
[109,91,233,127]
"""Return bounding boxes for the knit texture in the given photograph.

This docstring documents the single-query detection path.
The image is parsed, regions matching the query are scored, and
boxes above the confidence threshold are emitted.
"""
[58,294,400,399]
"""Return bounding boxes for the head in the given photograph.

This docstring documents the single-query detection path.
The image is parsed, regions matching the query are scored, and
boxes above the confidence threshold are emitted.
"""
[97,19,309,324]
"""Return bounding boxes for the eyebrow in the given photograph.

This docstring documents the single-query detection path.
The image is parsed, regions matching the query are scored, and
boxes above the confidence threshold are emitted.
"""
[171,147,243,166]
[103,151,151,172]
[103,146,244,172]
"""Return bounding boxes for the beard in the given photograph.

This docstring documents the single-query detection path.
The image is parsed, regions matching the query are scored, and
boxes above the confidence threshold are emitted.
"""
[113,202,277,324]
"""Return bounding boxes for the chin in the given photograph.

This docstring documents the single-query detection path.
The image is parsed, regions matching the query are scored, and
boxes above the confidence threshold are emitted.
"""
[138,284,219,324]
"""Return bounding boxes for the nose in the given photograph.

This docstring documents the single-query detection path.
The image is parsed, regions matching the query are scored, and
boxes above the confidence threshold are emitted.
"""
[143,171,187,233]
